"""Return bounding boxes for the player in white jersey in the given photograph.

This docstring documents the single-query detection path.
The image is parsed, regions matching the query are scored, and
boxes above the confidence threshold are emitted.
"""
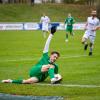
[40,13,50,38]
[82,10,100,56]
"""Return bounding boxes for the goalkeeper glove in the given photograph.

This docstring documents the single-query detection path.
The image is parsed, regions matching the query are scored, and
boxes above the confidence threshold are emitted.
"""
[51,26,57,35]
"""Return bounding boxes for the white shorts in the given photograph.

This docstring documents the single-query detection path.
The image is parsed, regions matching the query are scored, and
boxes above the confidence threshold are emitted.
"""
[42,24,49,31]
[83,30,96,44]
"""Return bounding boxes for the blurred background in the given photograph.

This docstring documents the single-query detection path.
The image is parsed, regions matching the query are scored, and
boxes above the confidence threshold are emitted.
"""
[0,0,100,22]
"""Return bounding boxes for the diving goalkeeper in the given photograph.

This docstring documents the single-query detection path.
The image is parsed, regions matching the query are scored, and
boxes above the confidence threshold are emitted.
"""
[2,26,62,84]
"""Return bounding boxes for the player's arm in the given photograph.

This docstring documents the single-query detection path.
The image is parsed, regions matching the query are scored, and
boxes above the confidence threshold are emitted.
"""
[48,17,50,23]
[43,26,57,53]
[84,22,88,30]
[94,26,100,31]
[93,20,100,31]
[73,18,75,24]
[64,18,67,24]
[40,17,42,23]
[64,19,67,29]
[84,17,89,30]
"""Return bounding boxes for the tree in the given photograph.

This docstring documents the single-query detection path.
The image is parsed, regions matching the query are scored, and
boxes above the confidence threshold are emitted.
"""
[31,0,34,5]
[86,0,95,6]
[0,0,2,3]
[63,0,75,4]
[97,0,100,19]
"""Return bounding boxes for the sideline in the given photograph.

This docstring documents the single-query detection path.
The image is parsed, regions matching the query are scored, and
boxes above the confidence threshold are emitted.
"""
[36,83,100,88]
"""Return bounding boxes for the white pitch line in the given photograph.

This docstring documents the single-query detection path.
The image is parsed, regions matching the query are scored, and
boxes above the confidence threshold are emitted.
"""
[61,55,87,59]
[0,80,99,88]
[0,55,87,62]
[0,57,39,62]
[36,83,100,88]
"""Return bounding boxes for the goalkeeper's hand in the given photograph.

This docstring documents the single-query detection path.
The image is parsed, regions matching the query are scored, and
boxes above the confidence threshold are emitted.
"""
[51,26,57,35]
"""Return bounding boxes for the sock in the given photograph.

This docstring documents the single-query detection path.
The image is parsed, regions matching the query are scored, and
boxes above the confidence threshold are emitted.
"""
[90,47,93,53]
[84,42,88,50]
[89,43,93,53]
[12,79,23,84]
[66,34,68,40]
[43,34,53,53]
[48,68,55,79]
[84,44,88,50]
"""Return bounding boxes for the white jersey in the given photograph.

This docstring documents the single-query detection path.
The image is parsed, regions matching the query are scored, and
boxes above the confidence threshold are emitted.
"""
[83,16,100,43]
[86,17,100,36]
[40,16,50,31]
[40,16,50,25]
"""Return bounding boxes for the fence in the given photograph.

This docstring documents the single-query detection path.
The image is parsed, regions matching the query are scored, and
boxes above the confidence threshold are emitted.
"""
[0,22,86,30]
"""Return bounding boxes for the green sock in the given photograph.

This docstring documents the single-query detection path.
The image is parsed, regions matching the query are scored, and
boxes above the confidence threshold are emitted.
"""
[12,79,23,84]
[66,34,68,39]
[48,68,54,79]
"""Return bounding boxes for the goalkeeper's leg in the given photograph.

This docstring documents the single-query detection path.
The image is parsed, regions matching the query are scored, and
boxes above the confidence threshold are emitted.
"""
[2,77,39,84]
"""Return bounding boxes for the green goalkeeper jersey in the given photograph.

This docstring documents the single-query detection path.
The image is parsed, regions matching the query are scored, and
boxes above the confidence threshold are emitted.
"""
[65,17,74,26]
[29,52,58,82]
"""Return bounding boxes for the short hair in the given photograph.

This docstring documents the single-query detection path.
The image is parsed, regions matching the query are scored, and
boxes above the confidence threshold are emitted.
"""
[51,51,60,57]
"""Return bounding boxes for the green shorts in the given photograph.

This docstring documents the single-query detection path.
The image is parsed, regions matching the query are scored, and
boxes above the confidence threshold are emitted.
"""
[66,25,73,33]
[29,65,48,82]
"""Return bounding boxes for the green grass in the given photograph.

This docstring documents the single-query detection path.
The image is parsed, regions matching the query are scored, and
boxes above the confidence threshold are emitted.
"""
[0,30,100,100]
[0,4,95,22]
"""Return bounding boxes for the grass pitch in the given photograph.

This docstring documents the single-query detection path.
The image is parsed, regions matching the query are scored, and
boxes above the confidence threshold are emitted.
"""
[0,30,100,100]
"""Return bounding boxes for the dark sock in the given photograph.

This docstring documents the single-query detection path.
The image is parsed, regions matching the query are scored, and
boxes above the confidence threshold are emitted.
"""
[84,44,88,50]
[66,34,68,39]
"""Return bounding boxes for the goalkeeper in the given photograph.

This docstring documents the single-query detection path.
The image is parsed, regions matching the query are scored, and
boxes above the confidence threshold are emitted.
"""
[2,26,62,84]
